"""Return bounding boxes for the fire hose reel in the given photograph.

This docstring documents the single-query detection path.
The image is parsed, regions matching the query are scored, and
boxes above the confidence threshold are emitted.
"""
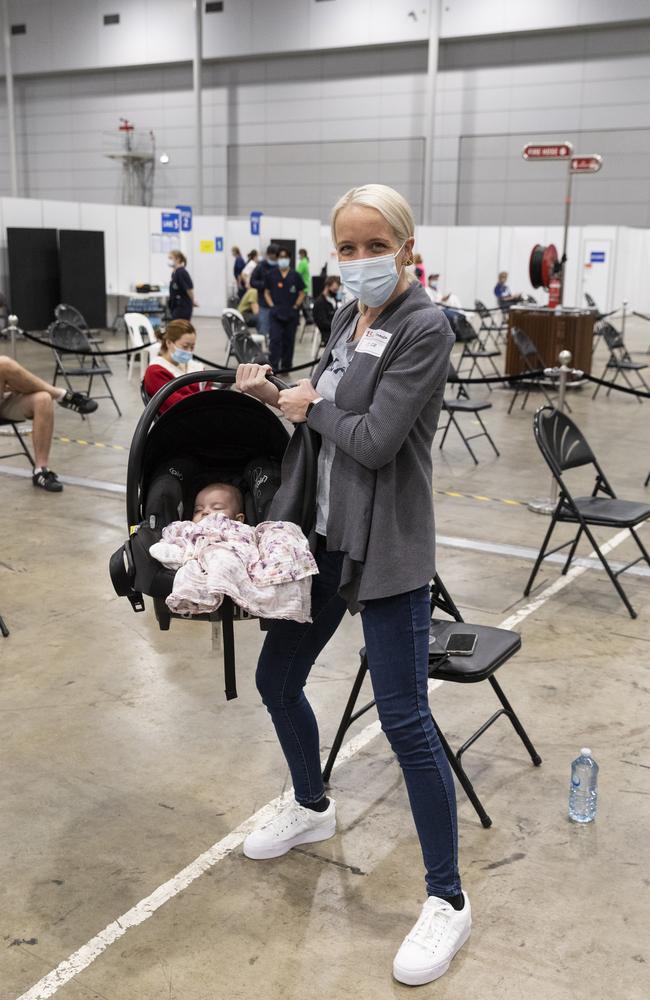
[529,243,562,307]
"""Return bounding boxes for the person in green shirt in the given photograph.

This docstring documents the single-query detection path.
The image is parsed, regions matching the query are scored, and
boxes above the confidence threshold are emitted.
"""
[297,248,312,297]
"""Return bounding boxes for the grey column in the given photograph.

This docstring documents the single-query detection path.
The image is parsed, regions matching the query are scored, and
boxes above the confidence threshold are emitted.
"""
[421,0,441,226]
[1,0,18,196]
[193,0,203,213]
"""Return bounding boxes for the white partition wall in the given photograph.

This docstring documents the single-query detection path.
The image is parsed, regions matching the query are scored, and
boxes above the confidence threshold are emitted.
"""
[41,200,81,232]
[2,195,650,317]
[190,215,227,317]
[116,206,151,295]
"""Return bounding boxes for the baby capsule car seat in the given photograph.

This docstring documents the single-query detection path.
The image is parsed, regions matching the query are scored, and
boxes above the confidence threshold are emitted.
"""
[110,370,317,699]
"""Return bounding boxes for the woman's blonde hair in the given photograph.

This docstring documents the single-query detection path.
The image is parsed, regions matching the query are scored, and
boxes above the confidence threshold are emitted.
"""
[330,184,415,254]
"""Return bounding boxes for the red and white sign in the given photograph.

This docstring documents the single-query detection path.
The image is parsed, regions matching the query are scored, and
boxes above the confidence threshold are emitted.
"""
[522,142,573,160]
[570,154,603,174]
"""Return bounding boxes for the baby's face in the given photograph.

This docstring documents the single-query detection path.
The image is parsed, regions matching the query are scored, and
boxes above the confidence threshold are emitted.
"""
[192,485,244,523]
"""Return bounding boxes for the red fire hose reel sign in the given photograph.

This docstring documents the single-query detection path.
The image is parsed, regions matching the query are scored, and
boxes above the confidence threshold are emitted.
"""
[522,142,573,160]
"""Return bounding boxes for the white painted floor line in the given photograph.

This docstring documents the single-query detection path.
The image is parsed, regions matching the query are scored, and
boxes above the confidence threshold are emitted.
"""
[437,533,650,579]
[13,526,644,999]
[0,464,126,494]
[500,525,637,630]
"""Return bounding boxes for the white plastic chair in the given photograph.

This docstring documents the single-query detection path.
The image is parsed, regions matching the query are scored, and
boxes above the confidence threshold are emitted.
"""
[124,312,160,381]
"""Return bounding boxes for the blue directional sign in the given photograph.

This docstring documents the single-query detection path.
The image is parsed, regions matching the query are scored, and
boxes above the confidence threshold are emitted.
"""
[215,236,224,252]
[161,211,180,233]
[590,251,606,263]
[250,210,263,236]
[176,204,193,232]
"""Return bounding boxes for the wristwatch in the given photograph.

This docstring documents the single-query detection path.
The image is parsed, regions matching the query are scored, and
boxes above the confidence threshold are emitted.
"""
[306,398,323,419]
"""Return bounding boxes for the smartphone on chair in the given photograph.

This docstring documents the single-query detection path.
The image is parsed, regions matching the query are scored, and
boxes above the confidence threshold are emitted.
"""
[445,632,477,656]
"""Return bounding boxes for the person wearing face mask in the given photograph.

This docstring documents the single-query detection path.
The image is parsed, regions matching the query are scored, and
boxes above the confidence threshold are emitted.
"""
[167,251,196,320]
[312,275,341,346]
[235,185,469,988]
[250,244,280,344]
[143,319,207,414]
[263,250,305,372]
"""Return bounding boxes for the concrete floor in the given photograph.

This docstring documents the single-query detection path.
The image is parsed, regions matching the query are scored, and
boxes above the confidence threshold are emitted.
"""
[1,315,649,1000]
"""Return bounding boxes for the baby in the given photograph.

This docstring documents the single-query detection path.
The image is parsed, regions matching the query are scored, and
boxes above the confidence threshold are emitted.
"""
[192,482,245,523]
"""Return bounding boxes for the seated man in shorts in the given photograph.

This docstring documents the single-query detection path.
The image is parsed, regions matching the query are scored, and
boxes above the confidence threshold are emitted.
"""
[0,354,97,492]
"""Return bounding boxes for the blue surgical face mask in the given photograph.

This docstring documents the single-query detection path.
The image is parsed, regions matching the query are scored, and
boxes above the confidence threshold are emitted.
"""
[172,348,193,364]
[267,258,278,266]
[278,257,290,270]
[337,243,406,307]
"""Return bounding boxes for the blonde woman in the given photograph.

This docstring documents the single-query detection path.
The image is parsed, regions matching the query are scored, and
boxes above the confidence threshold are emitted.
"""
[235,185,468,986]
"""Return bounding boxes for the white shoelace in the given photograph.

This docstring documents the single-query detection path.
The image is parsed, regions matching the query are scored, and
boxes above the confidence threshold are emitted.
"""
[408,900,452,952]
[259,802,306,837]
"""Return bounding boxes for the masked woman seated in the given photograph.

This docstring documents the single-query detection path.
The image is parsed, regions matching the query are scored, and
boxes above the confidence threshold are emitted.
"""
[143,319,209,414]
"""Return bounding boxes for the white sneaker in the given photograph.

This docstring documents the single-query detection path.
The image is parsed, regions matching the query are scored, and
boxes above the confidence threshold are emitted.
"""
[243,799,337,860]
[393,892,471,986]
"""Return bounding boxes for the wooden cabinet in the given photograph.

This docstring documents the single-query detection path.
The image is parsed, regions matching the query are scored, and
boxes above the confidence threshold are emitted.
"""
[506,307,595,375]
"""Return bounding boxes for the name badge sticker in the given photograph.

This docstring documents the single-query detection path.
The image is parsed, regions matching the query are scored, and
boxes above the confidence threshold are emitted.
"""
[355,328,392,358]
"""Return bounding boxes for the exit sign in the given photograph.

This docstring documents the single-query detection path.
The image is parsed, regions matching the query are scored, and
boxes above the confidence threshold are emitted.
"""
[571,155,603,174]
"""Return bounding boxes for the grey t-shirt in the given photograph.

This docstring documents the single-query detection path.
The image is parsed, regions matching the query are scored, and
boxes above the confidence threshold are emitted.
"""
[314,315,359,535]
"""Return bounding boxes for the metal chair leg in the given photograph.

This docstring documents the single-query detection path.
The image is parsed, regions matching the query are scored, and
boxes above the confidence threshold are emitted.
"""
[12,423,35,467]
[431,717,492,828]
[524,513,559,596]
[561,526,583,574]
[629,526,650,568]
[476,412,499,457]
[489,677,542,766]
[101,373,122,417]
[580,522,637,618]
[322,653,370,784]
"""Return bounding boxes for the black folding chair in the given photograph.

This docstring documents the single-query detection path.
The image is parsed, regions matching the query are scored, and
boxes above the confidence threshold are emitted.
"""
[55,303,89,330]
[584,291,606,321]
[49,320,121,417]
[0,417,35,468]
[507,327,570,415]
[474,299,503,351]
[437,363,499,465]
[322,574,542,829]
[55,303,103,345]
[591,321,649,403]
[221,308,268,367]
[524,406,650,618]
[452,313,501,391]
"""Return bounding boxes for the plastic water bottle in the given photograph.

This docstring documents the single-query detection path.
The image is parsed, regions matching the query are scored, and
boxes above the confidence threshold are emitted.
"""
[568,748,598,823]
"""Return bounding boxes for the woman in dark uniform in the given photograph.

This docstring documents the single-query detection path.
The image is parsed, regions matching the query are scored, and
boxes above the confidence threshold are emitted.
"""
[263,250,305,372]
[168,251,195,320]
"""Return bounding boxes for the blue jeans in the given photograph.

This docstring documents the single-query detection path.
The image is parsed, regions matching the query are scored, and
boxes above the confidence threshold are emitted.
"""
[256,539,461,897]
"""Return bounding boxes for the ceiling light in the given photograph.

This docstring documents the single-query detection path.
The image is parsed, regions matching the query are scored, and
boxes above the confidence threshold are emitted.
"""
[159,153,170,164]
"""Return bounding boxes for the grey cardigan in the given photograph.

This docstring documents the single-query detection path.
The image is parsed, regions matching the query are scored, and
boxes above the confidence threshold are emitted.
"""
[269,281,455,610]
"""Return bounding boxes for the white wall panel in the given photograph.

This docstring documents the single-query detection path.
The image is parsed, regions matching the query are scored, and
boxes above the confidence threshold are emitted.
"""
[0,197,43,229]
[41,200,81,230]
[190,215,227,318]
[116,205,151,295]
